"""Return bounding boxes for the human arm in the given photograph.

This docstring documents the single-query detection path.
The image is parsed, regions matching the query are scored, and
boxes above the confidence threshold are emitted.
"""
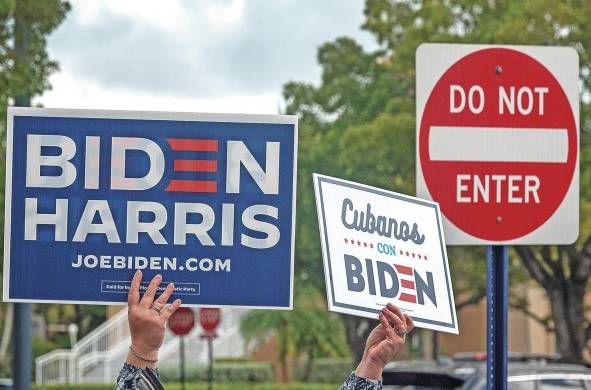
[339,303,415,390]
[114,270,182,390]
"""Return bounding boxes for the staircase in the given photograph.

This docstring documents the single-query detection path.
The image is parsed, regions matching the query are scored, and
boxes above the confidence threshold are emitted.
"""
[35,307,249,384]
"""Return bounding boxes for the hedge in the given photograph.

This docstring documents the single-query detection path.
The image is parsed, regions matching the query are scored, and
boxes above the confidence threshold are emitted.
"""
[295,358,353,383]
[159,362,273,382]
[33,383,339,390]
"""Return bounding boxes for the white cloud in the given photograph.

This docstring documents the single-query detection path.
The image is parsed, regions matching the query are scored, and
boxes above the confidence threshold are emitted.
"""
[36,71,279,114]
[72,0,189,32]
[40,1,376,113]
[205,0,245,28]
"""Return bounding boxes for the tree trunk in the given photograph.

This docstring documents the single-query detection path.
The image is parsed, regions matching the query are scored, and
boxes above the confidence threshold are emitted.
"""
[301,346,315,382]
[547,284,586,363]
[278,319,289,382]
[342,315,376,364]
[515,244,591,363]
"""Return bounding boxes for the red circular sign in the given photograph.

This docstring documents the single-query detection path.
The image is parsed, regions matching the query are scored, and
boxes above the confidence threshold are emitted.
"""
[168,307,195,336]
[419,48,577,241]
[199,308,221,333]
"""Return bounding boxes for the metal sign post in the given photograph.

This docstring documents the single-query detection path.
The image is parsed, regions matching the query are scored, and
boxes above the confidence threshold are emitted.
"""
[486,245,508,390]
[167,308,195,390]
[179,336,186,390]
[13,303,31,390]
[207,335,214,390]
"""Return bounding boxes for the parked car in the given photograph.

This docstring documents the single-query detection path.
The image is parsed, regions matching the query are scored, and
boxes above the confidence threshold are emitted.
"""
[0,378,12,390]
[382,354,591,389]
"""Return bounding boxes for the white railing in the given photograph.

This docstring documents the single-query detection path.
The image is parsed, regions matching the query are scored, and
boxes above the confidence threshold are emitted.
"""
[35,307,250,384]
[36,308,130,384]
[35,349,77,384]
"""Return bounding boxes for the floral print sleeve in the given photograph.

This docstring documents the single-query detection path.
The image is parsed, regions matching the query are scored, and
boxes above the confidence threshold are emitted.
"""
[340,371,383,390]
[115,362,160,389]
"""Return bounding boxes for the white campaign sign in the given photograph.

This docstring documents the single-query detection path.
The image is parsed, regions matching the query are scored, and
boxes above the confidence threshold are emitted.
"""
[314,174,458,334]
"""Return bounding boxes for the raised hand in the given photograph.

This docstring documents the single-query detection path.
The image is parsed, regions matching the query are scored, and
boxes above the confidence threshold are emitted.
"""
[355,303,414,380]
[126,270,182,368]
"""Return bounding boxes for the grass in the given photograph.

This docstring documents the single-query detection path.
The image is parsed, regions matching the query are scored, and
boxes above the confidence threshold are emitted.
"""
[33,382,340,390]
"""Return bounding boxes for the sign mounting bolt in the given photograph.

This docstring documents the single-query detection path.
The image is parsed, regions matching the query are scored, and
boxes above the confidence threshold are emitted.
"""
[496,216,503,223]
[495,65,503,74]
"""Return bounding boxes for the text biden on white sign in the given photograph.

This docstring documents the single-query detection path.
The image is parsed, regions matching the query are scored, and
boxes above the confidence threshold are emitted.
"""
[314,174,458,334]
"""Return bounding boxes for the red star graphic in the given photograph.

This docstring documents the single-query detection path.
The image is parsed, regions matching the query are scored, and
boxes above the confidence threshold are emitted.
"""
[370,243,374,249]
[364,242,367,247]
[344,238,348,244]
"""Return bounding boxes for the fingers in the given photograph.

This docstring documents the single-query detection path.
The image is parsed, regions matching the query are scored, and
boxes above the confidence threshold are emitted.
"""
[378,311,393,332]
[140,274,162,308]
[128,270,142,307]
[153,283,175,308]
[404,314,415,333]
[387,303,407,328]
[161,299,182,321]
[382,305,405,330]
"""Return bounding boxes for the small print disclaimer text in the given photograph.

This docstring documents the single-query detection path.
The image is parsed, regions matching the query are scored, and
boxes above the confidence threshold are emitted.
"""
[101,280,200,296]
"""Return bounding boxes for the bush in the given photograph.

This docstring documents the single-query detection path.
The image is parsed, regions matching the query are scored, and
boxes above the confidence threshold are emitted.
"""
[33,385,112,390]
[159,362,274,383]
[33,384,338,390]
[295,358,353,383]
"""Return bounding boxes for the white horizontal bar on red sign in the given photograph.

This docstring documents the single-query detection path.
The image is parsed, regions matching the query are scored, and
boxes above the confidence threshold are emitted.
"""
[428,126,568,163]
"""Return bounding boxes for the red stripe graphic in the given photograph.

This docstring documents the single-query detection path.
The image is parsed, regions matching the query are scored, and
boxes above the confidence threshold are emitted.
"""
[167,139,218,152]
[399,293,417,303]
[394,264,413,276]
[165,180,217,192]
[400,280,415,290]
[174,159,218,172]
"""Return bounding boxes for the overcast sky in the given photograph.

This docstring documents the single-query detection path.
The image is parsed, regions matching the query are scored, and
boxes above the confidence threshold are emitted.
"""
[37,0,376,114]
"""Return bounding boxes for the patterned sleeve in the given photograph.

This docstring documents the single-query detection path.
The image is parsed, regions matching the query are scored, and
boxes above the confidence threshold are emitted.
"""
[339,371,383,390]
[115,362,160,390]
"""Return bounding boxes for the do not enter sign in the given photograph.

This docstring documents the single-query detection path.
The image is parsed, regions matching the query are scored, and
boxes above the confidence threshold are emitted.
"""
[416,44,579,245]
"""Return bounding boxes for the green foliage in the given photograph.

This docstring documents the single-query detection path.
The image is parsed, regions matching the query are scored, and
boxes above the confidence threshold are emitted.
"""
[0,0,70,257]
[159,362,274,383]
[286,0,591,359]
[33,385,113,390]
[240,283,349,378]
[32,337,59,359]
[0,0,70,376]
[32,383,339,390]
[294,358,353,383]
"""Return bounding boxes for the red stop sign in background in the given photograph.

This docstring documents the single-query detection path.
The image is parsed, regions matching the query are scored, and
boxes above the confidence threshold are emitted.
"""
[419,48,577,241]
[168,307,195,336]
[200,308,221,333]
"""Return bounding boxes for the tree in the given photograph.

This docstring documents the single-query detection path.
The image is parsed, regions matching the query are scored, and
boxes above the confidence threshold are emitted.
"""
[240,281,349,381]
[363,0,591,363]
[0,0,71,374]
[286,0,591,362]
[284,9,490,363]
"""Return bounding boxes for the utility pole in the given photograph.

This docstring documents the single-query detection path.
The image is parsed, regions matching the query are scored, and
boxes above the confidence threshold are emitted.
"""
[12,1,32,389]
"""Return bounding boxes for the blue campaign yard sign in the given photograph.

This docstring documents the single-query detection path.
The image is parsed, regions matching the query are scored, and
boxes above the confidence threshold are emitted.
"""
[3,108,297,309]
